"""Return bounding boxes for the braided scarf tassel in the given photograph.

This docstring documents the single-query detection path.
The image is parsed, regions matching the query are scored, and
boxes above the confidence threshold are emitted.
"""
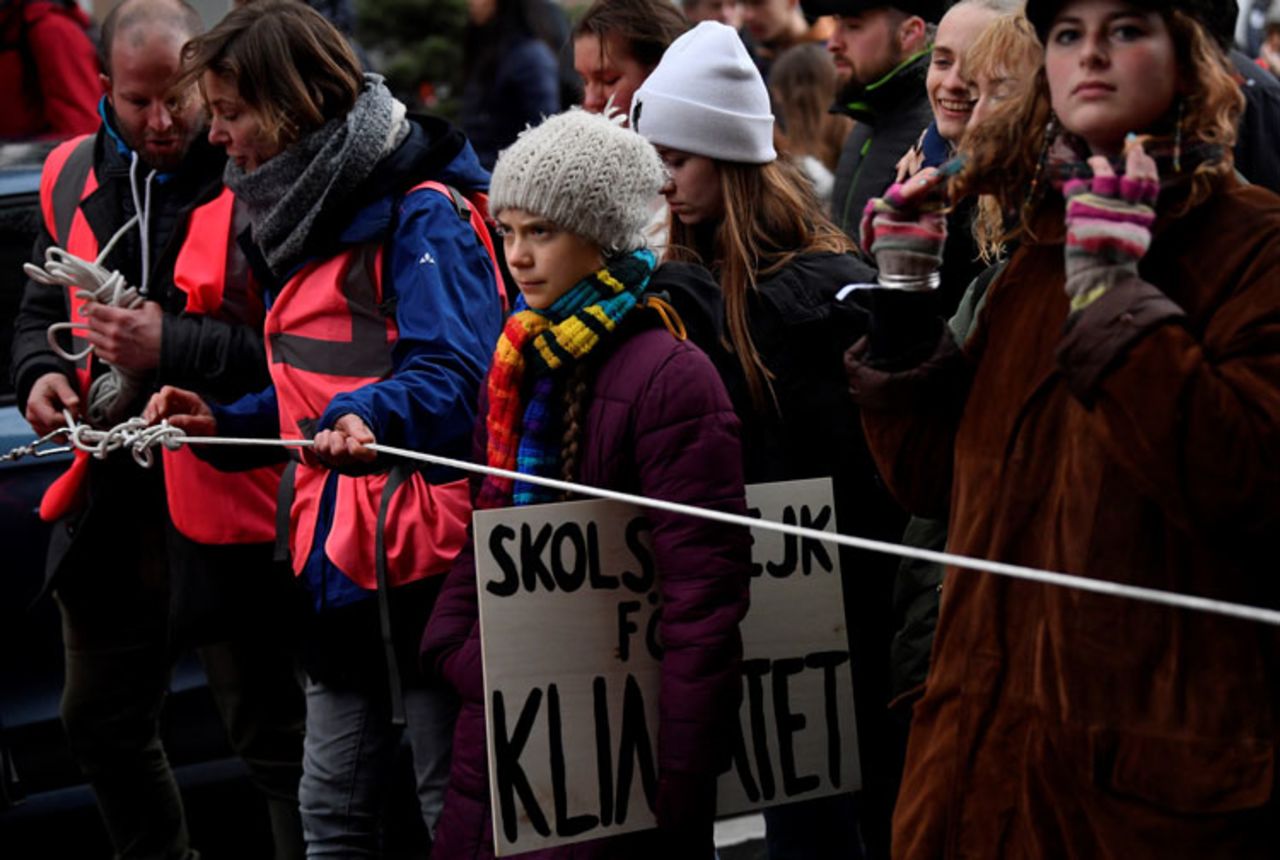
[512,375,561,504]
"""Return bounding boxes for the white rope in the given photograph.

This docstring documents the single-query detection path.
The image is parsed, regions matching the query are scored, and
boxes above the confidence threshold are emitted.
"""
[24,207,151,427]
[24,179,147,365]
[23,415,1278,630]
[94,213,140,267]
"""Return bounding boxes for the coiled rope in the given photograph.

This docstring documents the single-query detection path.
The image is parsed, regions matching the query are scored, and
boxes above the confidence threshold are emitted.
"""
[24,216,152,428]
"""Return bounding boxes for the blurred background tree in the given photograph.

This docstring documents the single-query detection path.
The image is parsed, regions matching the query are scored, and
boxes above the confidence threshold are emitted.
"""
[355,0,468,118]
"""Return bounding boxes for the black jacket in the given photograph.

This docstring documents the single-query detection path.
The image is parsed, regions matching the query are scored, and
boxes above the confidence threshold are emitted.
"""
[1231,49,1280,195]
[670,251,908,849]
[830,52,933,240]
[886,260,1003,703]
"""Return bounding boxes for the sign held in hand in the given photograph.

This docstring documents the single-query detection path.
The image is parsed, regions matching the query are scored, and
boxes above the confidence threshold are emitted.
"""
[474,478,859,856]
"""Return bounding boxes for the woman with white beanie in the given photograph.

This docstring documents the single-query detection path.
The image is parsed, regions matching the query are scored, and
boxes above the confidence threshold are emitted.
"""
[631,20,908,859]
[422,107,752,859]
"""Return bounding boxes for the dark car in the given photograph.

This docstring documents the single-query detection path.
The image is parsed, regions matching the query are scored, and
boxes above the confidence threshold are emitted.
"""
[0,139,76,812]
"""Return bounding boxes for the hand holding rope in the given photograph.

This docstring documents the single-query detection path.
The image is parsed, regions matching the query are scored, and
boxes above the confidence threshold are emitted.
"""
[24,227,152,428]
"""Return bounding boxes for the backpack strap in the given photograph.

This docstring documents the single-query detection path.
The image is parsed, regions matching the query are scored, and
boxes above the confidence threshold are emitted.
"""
[40,134,94,246]
[406,180,508,310]
[375,463,414,726]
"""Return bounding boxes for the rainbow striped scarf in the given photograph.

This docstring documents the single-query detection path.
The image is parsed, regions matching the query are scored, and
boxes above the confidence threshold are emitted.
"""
[477,249,656,509]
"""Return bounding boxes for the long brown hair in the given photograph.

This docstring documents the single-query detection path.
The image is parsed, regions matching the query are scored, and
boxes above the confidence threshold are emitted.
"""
[769,44,852,171]
[666,158,855,411]
[954,10,1244,244]
[175,0,362,151]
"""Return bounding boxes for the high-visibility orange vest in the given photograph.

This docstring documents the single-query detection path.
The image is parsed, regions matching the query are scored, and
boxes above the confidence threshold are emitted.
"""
[267,180,501,589]
[36,135,280,545]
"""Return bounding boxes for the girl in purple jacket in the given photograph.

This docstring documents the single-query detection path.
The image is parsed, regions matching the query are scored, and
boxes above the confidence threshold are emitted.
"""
[421,107,752,859]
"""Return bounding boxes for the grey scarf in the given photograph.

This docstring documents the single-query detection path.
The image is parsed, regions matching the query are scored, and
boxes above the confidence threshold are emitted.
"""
[225,73,410,278]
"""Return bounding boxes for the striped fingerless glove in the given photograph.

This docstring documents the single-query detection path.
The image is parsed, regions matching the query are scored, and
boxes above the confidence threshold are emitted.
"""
[860,181,948,291]
[1063,174,1158,312]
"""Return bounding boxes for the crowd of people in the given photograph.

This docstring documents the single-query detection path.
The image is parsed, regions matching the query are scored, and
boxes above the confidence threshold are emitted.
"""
[7,0,1280,858]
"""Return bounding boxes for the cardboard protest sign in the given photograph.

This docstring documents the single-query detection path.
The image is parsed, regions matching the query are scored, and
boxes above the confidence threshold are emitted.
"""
[474,478,859,856]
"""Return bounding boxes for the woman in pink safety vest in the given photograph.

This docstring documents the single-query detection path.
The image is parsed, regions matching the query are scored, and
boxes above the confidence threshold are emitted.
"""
[146,0,505,850]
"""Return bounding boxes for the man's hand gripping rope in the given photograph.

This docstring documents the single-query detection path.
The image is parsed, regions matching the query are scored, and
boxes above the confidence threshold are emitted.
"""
[0,409,186,468]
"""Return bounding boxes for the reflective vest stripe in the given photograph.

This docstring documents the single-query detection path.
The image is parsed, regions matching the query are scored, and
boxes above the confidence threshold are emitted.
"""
[46,135,96,385]
[268,243,393,379]
[37,136,99,523]
[42,135,93,247]
[36,142,279,545]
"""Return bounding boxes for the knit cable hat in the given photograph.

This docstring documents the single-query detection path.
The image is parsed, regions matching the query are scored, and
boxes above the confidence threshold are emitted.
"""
[488,108,667,253]
[630,21,776,164]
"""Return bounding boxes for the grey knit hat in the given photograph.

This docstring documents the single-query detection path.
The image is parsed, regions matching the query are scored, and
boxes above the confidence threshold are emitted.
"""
[488,108,667,254]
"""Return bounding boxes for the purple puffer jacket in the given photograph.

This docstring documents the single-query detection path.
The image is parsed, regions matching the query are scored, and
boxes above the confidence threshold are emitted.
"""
[422,320,752,859]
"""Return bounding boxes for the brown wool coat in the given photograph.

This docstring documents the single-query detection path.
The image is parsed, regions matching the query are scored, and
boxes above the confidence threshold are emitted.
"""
[849,177,1280,858]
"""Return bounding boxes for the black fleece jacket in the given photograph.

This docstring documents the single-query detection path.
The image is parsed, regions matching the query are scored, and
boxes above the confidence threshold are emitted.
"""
[830,52,934,240]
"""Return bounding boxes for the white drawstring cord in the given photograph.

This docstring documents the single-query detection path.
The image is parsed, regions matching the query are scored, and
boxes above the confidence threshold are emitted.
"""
[127,152,155,296]
[141,169,154,296]
[24,157,156,426]
[17,414,1280,631]
[95,213,140,268]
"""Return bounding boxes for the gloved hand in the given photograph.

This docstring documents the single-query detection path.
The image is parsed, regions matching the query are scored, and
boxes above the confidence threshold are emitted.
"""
[1063,141,1159,312]
[860,168,949,290]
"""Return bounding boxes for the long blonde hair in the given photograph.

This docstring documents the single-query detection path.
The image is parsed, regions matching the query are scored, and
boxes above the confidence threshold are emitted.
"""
[665,158,854,411]
[954,10,1244,244]
[963,13,1042,260]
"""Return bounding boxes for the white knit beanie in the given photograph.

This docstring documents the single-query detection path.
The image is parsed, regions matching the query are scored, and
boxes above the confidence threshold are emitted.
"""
[630,21,776,164]
[488,108,667,253]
